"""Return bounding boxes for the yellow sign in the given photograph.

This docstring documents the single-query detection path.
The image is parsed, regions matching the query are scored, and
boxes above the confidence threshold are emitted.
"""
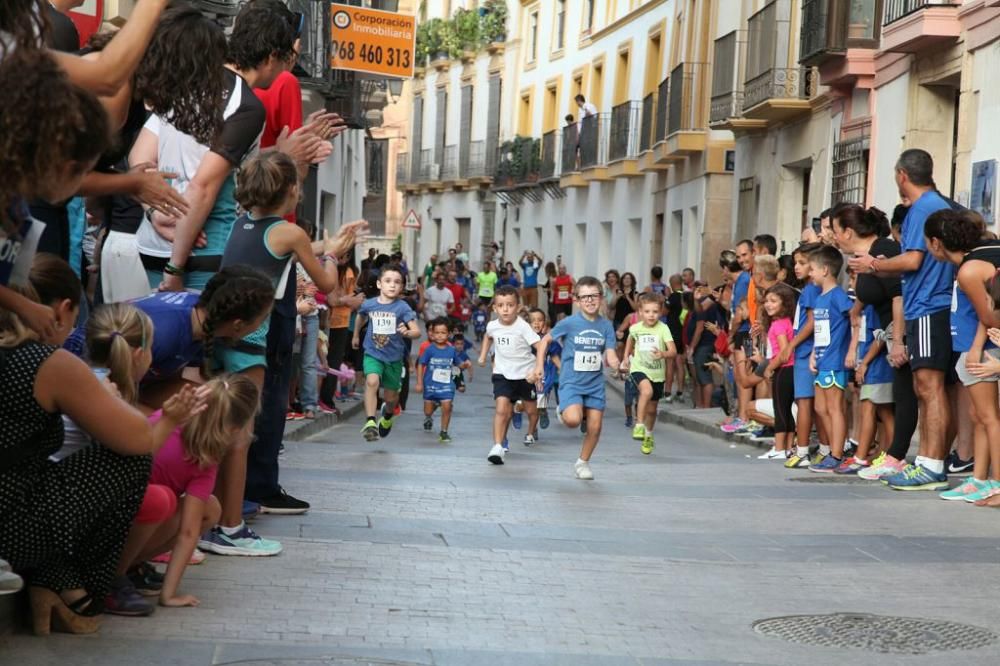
[329,4,415,78]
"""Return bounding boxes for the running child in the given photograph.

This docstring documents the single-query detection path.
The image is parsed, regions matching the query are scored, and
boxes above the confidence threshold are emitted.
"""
[535,277,620,480]
[472,305,488,342]
[621,292,677,455]
[808,245,854,472]
[353,264,421,441]
[415,317,472,442]
[528,308,560,431]
[478,286,541,463]
[757,284,798,460]
[452,333,472,392]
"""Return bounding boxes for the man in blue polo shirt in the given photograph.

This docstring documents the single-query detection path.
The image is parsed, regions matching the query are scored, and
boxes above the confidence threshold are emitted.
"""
[850,149,953,491]
[724,239,754,431]
[519,250,541,308]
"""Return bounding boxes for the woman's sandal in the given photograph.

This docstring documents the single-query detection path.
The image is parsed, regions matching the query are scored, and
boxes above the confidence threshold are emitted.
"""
[29,586,101,635]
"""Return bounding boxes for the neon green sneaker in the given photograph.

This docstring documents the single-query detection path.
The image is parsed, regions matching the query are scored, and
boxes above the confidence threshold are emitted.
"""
[809,450,826,466]
[641,434,654,455]
[784,453,810,469]
[631,423,646,440]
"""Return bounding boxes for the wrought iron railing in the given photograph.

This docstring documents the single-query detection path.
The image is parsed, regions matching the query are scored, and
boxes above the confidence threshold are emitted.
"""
[441,145,458,180]
[654,77,669,143]
[668,63,703,135]
[462,141,488,179]
[743,67,816,111]
[640,93,655,152]
[831,122,871,205]
[710,31,742,125]
[884,0,957,26]
[579,113,609,169]
[541,130,559,179]
[561,125,578,173]
[419,148,437,181]
[395,153,409,187]
[609,101,642,161]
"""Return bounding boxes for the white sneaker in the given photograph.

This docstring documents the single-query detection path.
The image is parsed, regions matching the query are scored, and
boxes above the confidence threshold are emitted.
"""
[524,434,535,447]
[757,447,785,460]
[574,459,594,480]
[488,444,506,465]
[664,394,674,404]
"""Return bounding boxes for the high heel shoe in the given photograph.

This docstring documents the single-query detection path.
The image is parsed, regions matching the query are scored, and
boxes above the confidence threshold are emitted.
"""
[29,587,101,636]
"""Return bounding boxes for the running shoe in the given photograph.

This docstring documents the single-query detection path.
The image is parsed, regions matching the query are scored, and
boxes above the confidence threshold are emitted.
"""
[946,451,976,475]
[632,423,647,440]
[318,400,339,415]
[965,480,1000,502]
[664,394,674,404]
[939,477,992,502]
[198,524,282,556]
[809,454,842,473]
[285,411,304,421]
[127,563,163,596]
[488,443,506,465]
[624,416,634,429]
[844,438,859,458]
[242,499,260,521]
[378,413,395,438]
[149,549,205,566]
[362,418,379,441]
[750,427,776,442]
[0,568,23,595]
[574,459,594,480]
[439,431,452,443]
[756,447,785,460]
[834,457,869,475]
[540,409,550,429]
[885,464,949,491]
[512,409,523,430]
[784,453,811,469]
[524,433,535,447]
[641,434,654,455]
[858,452,906,481]
[720,418,748,433]
[257,487,310,515]
[809,450,827,467]
[423,416,433,431]
[104,577,155,616]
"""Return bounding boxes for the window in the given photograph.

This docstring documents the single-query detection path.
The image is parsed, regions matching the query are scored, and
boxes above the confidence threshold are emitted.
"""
[555,0,566,50]
[613,47,629,105]
[584,0,595,33]
[518,92,533,136]
[528,11,539,63]
[591,60,604,108]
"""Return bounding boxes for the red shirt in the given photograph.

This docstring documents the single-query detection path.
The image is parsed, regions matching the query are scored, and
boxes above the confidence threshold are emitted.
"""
[446,283,466,317]
[552,275,574,304]
[254,71,303,224]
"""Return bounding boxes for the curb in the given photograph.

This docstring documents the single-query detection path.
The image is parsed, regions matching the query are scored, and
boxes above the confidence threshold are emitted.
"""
[605,378,771,450]
[284,399,367,442]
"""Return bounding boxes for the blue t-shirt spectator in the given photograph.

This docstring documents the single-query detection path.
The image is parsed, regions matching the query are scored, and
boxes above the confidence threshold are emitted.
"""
[133,291,202,382]
[358,297,416,363]
[901,190,955,320]
[794,283,820,360]
[550,313,615,397]
[859,303,893,384]
[812,286,852,372]
[419,344,461,399]
[732,271,751,332]
[521,259,539,288]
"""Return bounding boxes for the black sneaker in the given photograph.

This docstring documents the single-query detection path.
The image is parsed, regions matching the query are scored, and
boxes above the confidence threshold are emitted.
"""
[423,416,433,431]
[362,418,380,441]
[257,487,310,515]
[947,451,975,474]
[127,562,163,596]
[378,411,395,438]
[104,577,155,616]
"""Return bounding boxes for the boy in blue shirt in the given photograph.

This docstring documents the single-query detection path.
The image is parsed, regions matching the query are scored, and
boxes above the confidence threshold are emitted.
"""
[353,265,421,441]
[415,317,471,442]
[536,276,620,480]
[808,246,854,472]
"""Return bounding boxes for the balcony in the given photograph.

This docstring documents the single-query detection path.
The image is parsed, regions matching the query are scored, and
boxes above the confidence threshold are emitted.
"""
[559,125,586,188]
[651,63,707,163]
[742,1,815,123]
[540,130,560,181]
[396,153,414,192]
[653,77,669,144]
[709,31,763,132]
[639,93,655,153]
[579,113,611,180]
[460,141,491,183]
[440,145,459,182]
[800,0,881,85]
[419,148,439,183]
[607,101,642,178]
[492,137,540,189]
[880,1,960,53]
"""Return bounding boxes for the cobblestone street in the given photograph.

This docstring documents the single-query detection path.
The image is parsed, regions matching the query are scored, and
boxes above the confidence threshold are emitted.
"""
[5,369,1000,665]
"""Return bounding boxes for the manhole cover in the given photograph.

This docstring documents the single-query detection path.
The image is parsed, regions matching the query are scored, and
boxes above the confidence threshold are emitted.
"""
[752,613,998,654]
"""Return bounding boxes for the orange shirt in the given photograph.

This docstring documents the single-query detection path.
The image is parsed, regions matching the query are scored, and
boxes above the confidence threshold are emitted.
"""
[747,271,758,327]
[329,268,356,329]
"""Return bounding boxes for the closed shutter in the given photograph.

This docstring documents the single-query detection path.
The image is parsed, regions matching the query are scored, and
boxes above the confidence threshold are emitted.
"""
[485,75,502,172]
[411,95,423,177]
[459,84,473,176]
[435,88,447,168]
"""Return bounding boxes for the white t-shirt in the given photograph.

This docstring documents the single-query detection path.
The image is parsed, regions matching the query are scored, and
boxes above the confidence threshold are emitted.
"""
[424,285,454,320]
[487,316,540,380]
[577,102,598,129]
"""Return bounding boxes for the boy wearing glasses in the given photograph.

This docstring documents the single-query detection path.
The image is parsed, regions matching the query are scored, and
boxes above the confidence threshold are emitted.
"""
[536,277,620,480]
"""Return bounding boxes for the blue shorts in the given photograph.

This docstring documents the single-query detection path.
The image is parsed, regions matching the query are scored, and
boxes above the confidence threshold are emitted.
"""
[558,385,606,412]
[793,360,815,399]
[424,390,455,403]
[815,370,847,390]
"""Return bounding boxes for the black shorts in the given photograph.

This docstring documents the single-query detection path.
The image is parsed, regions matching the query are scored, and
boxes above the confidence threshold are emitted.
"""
[905,309,952,372]
[732,330,749,350]
[552,302,573,319]
[630,372,664,401]
[492,374,537,402]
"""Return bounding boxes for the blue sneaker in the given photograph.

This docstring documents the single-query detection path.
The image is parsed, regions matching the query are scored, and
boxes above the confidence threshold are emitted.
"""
[809,454,842,473]
[242,500,260,521]
[512,410,523,430]
[540,409,550,429]
[886,464,949,491]
[502,438,509,451]
[198,523,282,557]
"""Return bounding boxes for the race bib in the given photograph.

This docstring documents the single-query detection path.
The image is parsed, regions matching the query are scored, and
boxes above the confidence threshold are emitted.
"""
[637,334,659,353]
[573,351,601,372]
[495,335,512,347]
[432,368,451,384]
[814,318,831,347]
[859,314,867,343]
[371,313,397,335]
[793,302,802,332]
[558,288,570,301]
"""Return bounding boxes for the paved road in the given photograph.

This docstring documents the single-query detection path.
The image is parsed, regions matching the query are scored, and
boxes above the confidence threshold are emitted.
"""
[5,365,1000,665]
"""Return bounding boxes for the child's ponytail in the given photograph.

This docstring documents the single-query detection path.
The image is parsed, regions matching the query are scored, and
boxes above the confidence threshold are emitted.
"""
[196,265,276,377]
[86,303,151,406]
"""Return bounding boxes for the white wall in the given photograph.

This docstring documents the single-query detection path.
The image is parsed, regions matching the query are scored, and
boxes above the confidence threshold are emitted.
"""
[663,175,706,274]
[870,73,909,213]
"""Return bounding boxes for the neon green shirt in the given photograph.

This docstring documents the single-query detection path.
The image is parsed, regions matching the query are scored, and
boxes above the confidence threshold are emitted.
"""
[628,320,674,382]
[476,271,498,298]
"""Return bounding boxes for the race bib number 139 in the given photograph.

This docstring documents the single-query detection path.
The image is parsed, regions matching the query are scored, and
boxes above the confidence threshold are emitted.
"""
[372,313,397,335]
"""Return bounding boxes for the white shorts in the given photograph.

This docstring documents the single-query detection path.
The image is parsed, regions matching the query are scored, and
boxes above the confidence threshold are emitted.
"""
[101,230,153,303]
[752,399,798,421]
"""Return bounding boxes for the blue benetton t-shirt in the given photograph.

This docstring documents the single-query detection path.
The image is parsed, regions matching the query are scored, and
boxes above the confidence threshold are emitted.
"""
[550,313,616,396]
[901,190,955,320]
[859,303,893,384]
[419,344,460,398]
[794,282,820,360]
[732,271,751,332]
[359,297,416,363]
[812,285,852,372]
[133,291,202,382]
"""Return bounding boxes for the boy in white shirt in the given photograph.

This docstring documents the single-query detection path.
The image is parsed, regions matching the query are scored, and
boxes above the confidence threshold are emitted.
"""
[478,286,541,464]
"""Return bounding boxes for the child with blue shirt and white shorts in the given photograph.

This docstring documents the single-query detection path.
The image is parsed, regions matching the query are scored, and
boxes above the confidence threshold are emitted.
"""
[536,276,620,480]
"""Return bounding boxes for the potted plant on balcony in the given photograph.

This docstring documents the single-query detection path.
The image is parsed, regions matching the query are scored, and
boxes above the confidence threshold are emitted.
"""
[415,20,433,70]
[495,140,516,187]
[422,18,450,69]
[480,0,507,53]
[527,138,542,183]
[454,7,481,62]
